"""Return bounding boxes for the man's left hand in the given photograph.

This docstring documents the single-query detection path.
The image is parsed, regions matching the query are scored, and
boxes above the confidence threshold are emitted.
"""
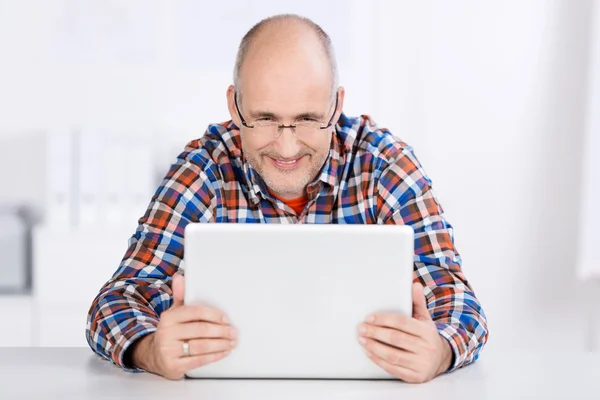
[358,282,453,383]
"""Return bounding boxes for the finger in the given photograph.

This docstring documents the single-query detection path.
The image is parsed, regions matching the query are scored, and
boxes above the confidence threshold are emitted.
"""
[171,273,185,308]
[178,350,231,372]
[174,321,237,340]
[367,313,426,338]
[359,324,423,352]
[360,336,416,368]
[186,338,236,357]
[412,283,432,322]
[164,304,230,326]
[364,350,419,382]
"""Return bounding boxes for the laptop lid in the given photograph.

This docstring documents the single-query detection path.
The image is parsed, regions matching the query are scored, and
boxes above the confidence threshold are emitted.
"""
[183,223,414,379]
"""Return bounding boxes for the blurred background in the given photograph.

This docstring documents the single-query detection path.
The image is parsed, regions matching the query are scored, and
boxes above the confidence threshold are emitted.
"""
[0,0,598,356]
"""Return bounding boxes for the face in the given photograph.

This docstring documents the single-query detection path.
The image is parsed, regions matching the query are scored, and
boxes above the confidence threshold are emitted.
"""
[227,30,344,200]
[236,89,335,199]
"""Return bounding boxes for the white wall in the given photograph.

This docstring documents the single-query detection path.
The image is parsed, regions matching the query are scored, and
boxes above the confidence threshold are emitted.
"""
[0,0,597,350]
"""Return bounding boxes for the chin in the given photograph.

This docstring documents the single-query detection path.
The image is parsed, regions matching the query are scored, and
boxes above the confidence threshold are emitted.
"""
[264,172,308,194]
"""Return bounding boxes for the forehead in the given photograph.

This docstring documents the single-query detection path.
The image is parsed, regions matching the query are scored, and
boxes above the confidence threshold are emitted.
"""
[241,85,332,119]
[238,39,333,114]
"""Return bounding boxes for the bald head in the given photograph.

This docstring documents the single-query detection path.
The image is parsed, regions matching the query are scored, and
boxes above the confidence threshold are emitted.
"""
[233,14,339,99]
[226,14,345,200]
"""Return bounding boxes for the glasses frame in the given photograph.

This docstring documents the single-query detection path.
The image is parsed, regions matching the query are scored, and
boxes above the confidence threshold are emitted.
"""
[234,91,339,137]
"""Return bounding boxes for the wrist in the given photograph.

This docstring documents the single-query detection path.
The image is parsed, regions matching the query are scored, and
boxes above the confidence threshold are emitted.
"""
[129,332,156,372]
[437,335,454,375]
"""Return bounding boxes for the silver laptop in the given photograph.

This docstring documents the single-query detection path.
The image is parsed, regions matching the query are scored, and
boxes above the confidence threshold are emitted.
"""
[183,223,414,379]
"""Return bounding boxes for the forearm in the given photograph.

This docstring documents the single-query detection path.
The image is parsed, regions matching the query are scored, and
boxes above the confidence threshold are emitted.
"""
[86,146,217,370]
[86,279,165,371]
[376,158,489,370]
[422,267,489,371]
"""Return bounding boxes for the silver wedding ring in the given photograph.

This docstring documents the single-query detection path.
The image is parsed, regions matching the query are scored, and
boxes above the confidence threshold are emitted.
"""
[182,341,190,357]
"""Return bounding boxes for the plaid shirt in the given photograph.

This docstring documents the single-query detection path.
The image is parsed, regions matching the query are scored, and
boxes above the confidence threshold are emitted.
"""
[86,113,488,373]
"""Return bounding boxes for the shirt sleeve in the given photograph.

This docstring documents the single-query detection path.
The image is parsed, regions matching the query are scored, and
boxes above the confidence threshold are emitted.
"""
[85,145,218,371]
[375,146,489,372]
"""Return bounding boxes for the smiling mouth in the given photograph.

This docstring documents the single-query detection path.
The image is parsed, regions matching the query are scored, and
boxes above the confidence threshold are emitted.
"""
[270,156,303,169]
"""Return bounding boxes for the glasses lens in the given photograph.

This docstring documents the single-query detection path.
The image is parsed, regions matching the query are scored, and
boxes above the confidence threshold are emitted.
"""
[248,122,324,141]
[251,124,279,140]
[294,123,322,140]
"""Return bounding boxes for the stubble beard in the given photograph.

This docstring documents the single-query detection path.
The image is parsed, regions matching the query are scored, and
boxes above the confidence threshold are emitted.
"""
[246,148,328,196]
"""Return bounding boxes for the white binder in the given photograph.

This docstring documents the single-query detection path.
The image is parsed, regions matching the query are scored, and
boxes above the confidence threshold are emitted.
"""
[577,3,600,280]
[101,131,126,227]
[76,128,102,227]
[123,132,155,229]
[46,130,75,227]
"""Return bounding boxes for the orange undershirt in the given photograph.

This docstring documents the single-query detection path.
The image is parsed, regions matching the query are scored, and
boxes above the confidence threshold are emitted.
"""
[269,190,309,215]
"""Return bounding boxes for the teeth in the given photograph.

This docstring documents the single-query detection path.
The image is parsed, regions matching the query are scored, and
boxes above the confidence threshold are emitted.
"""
[277,159,297,164]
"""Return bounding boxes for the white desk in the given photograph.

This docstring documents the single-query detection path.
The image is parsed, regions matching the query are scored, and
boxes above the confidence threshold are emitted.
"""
[0,348,598,399]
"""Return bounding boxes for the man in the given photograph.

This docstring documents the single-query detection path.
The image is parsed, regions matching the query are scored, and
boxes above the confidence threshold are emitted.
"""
[86,14,488,383]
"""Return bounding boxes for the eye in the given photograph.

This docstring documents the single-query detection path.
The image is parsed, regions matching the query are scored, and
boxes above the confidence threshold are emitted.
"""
[256,117,274,122]
[298,117,318,122]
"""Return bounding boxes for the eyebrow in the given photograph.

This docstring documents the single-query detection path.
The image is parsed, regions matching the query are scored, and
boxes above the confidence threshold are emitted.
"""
[247,110,327,121]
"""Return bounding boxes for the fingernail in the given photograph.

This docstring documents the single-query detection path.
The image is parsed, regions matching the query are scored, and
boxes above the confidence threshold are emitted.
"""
[230,328,238,339]
[358,324,367,335]
[230,340,237,348]
[366,315,375,323]
[222,315,230,324]
[224,350,231,356]
[358,337,366,346]
[365,350,373,357]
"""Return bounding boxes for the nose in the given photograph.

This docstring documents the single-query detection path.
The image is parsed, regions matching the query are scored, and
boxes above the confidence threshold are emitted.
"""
[273,127,302,158]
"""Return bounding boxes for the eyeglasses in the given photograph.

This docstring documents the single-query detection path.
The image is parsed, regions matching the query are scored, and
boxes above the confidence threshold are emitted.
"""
[234,91,338,141]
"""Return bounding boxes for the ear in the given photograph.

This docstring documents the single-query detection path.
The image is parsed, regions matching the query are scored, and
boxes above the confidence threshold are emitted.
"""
[226,85,242,127]
[332,86,345,126]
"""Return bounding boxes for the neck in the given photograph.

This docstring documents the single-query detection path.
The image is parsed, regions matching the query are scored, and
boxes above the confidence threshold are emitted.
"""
[269,188,307,201]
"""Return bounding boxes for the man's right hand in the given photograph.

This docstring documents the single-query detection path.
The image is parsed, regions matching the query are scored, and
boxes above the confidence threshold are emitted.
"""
[129,273,237,380]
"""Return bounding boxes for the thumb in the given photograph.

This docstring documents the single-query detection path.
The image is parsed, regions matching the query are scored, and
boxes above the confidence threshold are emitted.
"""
[171,273,185,308]
[412,282,432,321]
